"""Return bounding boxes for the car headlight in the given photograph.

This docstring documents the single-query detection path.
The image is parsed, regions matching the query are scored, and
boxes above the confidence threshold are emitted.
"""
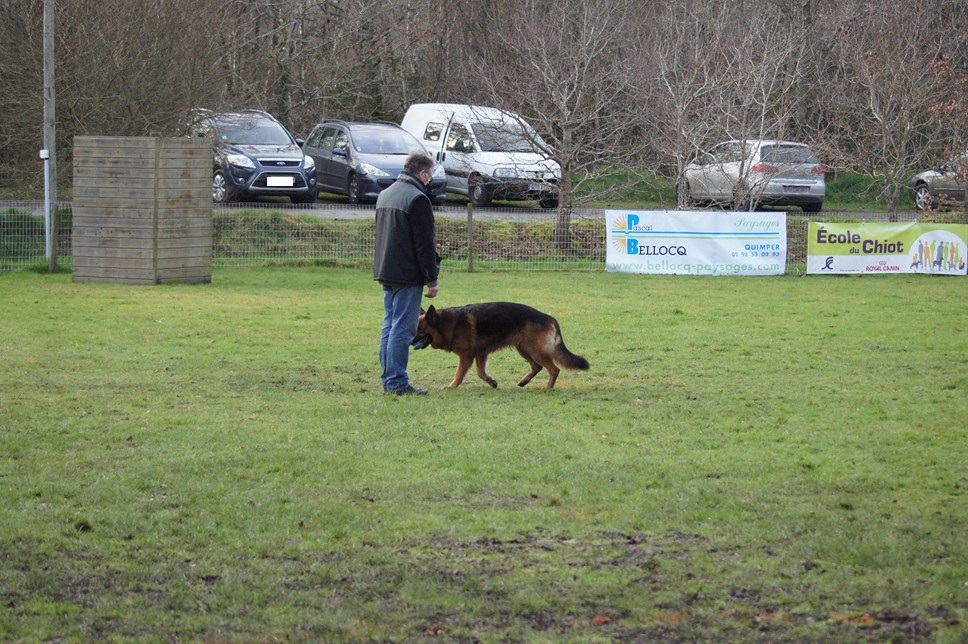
[226,154,255,170]
[359,163,390,177]
[303,155,315,171]
[493,167,519,178]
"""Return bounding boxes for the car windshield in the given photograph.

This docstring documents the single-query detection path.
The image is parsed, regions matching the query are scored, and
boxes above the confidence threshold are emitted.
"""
[472,122,544,153]
[354,128,420,155]
[216,118,294,146]
[761,145,818,164]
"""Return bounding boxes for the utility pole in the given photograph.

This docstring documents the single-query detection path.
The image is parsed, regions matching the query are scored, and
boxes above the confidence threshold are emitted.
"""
[43,0,57,272]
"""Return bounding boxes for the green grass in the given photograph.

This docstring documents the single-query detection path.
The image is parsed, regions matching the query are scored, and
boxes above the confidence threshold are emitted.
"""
[824,173,922,211]
[1,268,966,641]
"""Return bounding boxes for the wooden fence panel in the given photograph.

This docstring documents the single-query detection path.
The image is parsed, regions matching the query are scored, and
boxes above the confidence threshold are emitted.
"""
[72,136,212,284]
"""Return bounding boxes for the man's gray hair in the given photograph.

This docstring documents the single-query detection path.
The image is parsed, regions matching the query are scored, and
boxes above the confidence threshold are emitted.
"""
[404,152,435,176]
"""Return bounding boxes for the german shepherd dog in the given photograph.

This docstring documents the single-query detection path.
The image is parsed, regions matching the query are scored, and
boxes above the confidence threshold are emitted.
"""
[412,302,589,389]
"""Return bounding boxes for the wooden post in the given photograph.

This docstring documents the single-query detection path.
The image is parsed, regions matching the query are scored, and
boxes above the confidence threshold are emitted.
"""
[466,202,474,273]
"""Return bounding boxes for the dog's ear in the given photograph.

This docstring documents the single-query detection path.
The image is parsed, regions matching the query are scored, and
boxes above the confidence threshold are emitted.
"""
[426,305,437,322]
[419,307,426,315]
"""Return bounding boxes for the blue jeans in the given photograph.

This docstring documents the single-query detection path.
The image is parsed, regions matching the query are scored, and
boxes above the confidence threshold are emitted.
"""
[379,284,424,392]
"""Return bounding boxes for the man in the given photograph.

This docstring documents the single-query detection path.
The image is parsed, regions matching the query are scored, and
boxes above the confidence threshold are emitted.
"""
[373,152,441,395]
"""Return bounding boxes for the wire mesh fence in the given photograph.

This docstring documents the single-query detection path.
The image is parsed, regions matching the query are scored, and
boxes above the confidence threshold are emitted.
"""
[0,199,934,274]
[210,203,607,271]
[0,201,73,271]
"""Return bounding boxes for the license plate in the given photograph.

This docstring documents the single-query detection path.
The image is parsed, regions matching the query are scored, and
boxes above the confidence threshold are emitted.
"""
[267,176,294,187]
[527,184,547,192]
[783,185,809,193]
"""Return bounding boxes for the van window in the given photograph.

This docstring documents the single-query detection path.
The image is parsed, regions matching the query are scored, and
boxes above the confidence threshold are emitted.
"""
[472,122,542,154]
[445,123,474,153]
[423,122,444,142]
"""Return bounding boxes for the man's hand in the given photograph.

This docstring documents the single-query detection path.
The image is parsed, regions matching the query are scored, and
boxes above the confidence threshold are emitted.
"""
[426,286,439,298]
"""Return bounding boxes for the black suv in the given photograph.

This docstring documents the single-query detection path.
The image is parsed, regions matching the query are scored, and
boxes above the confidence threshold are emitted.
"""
[190,109,316,204]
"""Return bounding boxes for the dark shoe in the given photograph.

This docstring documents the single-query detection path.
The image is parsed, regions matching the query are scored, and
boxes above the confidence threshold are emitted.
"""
[386,385,428,396]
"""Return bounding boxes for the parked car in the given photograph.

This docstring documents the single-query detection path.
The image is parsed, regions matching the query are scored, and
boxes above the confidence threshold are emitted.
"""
[678,139,825,212]
[401,103,560,208]
[303,120,447,204]
[908,150,968,211]
[189,109,316,204]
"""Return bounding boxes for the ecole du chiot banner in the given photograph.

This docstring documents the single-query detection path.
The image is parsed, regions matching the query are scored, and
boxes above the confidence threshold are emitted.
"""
[605,210,786,276]
[807,221,967,275]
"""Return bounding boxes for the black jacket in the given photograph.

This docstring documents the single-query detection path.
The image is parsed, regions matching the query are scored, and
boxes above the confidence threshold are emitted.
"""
[373,172,440,287]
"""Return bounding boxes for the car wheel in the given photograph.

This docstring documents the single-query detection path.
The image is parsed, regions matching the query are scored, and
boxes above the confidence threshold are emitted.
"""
[469,175,491,207]
[212,170,234,203]
[347,175,361,204]
[913,185,934,211]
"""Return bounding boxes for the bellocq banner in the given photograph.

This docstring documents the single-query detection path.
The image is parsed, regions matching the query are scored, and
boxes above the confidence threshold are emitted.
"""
[606,210,786,276]
[807,221,968,275]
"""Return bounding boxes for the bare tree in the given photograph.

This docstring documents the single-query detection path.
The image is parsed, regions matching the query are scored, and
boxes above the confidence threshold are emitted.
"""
[815,0,952,217]
[0,0,241,191]
[459,0,648,245]
[1,0,965,210]
[213,0,455,130]
[927,55,968,220]
[0,0,47,194]
[644,1,746,206]
[645,1,811,210]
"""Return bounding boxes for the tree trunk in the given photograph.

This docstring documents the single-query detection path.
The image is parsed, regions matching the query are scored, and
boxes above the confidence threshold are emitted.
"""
[554,168,573,248]
[554,206,572,248]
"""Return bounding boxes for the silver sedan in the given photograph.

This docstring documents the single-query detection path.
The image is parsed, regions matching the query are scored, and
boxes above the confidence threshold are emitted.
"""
[679,139,825,213]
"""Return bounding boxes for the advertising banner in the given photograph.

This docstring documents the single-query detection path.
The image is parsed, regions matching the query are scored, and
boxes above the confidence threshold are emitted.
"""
[807,221,968,275]
[605,210,786,276]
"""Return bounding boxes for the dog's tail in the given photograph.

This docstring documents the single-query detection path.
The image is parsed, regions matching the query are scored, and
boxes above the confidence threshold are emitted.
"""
[557,345,590,371]
[554,327,590,371]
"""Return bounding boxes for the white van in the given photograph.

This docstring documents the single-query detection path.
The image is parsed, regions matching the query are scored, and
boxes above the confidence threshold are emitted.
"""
[400,103,560,208]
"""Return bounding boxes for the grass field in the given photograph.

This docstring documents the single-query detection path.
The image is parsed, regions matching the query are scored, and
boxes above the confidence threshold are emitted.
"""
[1,268,965,641]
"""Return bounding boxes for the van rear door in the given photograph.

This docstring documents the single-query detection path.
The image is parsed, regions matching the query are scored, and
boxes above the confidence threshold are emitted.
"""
[440,120,476,195]
[404,112,461,193]
[401,107,450,161]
